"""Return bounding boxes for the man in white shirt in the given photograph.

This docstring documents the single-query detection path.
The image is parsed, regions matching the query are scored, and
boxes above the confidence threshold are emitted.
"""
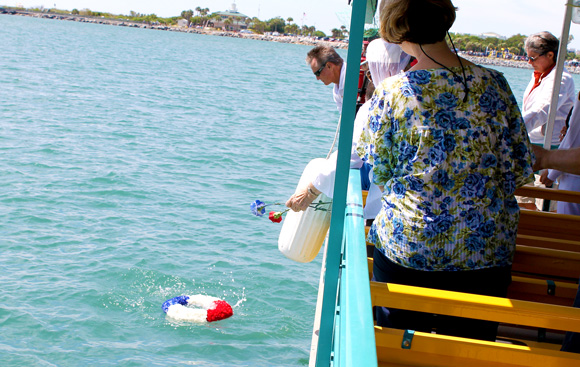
[522,31,575,147]
[306,46,346,111]
[519,31,575,210]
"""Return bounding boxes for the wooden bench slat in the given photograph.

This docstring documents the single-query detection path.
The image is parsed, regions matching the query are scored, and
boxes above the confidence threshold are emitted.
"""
[512,245,580,281]
[515,186,580,204]
[518,210,580,241]
[375,326,580,367]
[507,276,578,306]
[370,281,580,333]
[516,234,580,252]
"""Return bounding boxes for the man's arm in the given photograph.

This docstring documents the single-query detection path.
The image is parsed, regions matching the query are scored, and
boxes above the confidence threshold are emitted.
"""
[533,145,580,175]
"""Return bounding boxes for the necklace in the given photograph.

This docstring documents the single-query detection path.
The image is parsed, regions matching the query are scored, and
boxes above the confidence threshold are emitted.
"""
[419,33,469,102]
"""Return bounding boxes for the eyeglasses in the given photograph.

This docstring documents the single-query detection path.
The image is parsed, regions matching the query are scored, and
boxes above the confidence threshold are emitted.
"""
[528,52,547,62]
[314,62,327,77]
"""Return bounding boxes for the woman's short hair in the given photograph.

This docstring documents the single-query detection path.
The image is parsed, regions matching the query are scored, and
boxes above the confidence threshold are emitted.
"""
[306,46,344,67]
[380,0,456,45]
[525,32,559,63]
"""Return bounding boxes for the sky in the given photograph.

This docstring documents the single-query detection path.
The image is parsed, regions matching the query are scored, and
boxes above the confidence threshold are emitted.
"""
[3,0,580,49]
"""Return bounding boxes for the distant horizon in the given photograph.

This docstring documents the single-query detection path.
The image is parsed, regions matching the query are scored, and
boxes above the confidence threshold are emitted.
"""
[2,0,579,49]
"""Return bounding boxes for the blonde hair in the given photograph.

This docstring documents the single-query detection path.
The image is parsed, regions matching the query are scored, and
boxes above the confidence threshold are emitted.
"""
[380,0,456,44]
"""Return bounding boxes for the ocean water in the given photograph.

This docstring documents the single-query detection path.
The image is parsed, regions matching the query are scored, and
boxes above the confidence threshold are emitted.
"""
[2,14,580,367]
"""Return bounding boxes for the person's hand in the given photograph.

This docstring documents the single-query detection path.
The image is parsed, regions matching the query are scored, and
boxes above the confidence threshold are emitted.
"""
[560,125,568,142]
[539,169,553,186]
[532,145,546,171]
[285,184,320,212]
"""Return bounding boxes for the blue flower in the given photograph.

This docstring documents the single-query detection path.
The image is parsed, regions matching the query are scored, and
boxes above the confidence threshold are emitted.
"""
[404,108,414,120]
[428,144,447,165]
[479,86,507,116]
[400,140,418,161]
[409,253,428,269]
[377,98,385,110]
[488,197,502,212]
[491,71,509,92]
[393,218,405,234]
[406,176,424,192]
[452,117,471,129]
[479,219,496,237]
[511,142,529,160]
[434,248,446,258]
[434,110,455,128]
[442,134,456,152]
[481,153,497,168]
[460,173,486,198]
[393,181,406,198]
[410,70,431,84]
[400,82,422,97]
[369,114,382,133]
[495,245,512,259]
[385,206,394,220]
[465,234,486,252]
[435,92,458,110]
[424,212,453,236]
[394,233,407,244]
[502,172,516,195]
[250,200,266,216]
[433,170,454,190]
[464,209,484,230]
[504,198,520,214]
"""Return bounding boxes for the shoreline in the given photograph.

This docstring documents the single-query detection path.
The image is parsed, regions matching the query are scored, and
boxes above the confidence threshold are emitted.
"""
[4,9,580,73]
[2,10,349,49]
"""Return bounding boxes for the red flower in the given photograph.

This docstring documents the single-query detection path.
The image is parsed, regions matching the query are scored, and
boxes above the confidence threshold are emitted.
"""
[206,300,233,322]
[268,211,283,223]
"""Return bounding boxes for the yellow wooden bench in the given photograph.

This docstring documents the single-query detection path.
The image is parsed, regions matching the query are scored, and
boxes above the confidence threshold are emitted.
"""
[363,186,580,363]
[371,282,580,367]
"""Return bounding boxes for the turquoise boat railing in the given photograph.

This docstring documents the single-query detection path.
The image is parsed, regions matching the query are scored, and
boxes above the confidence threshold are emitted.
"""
[314,0,378,365]
[338,170,377,366]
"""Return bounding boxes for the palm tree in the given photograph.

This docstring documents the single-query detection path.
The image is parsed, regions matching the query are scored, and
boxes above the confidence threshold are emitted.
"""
[195,7,201,16]
[224,18,233,31]
[287,17,293,23]
[181,9,193,25]
[340,25,348,39]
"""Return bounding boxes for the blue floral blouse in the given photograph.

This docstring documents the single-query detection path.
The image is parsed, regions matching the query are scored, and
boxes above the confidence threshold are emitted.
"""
[357,65,535,271]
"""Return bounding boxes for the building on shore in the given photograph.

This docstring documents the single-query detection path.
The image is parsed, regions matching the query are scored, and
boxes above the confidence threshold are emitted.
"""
[211,3,249,32]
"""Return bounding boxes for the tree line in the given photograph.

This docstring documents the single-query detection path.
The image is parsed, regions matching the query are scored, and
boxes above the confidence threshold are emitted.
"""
[448,33,577,60]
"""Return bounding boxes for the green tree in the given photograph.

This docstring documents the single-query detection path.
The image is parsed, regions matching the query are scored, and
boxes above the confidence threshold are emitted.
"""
[181,9,193,25]
[71,8,79,15]
[331,28,342,39]
[266,17,286,33]
[223,18,233,30]
[251,17,266,34]
[340,25,348,39]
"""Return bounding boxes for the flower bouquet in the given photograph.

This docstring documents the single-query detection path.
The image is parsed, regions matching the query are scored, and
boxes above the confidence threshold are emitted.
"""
[250,199,330,223]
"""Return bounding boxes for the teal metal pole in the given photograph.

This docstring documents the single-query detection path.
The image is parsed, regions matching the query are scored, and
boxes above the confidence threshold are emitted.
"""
[315,0,367,365]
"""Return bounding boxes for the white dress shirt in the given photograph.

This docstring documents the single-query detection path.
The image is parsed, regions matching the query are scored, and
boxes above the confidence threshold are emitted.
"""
[522,67,575,145]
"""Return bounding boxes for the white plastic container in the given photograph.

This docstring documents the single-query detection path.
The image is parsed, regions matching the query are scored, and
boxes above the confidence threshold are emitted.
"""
[278,158,332,263]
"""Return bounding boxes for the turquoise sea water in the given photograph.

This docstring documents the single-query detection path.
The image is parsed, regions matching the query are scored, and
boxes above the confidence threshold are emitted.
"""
[3,14,580,367]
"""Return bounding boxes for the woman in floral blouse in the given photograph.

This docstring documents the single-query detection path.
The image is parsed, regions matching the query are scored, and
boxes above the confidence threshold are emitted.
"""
[357,0,535,340]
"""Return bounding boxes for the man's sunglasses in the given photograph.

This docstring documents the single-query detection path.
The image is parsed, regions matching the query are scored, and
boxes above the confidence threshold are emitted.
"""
[528,52,547,62]
[314,62,327,77]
